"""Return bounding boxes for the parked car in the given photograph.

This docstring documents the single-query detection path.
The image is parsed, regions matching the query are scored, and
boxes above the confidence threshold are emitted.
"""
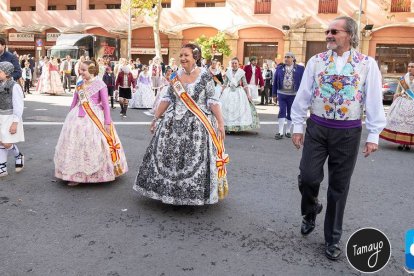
[382,74,400,104]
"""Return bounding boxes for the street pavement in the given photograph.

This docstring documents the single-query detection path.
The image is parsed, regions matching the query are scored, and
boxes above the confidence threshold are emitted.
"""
[0,93,412,276]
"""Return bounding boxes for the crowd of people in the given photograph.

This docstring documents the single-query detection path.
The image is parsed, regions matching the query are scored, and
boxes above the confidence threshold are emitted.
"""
[1,16,413,262]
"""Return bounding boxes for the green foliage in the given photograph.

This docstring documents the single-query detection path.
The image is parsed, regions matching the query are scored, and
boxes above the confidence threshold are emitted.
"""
[125,0,160,16]
[194,32,231,61]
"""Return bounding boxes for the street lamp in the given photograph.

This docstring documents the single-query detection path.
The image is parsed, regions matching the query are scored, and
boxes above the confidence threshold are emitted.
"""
[127,0,132,59]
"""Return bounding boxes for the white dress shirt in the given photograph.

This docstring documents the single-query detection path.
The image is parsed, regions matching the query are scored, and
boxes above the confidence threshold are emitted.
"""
[291,50,386,144]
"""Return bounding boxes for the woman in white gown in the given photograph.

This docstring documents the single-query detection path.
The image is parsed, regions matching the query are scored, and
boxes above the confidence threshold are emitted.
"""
[380,66,414,150]
[149,67,173,115]
[129,66,155,109]
[220,57,260,132]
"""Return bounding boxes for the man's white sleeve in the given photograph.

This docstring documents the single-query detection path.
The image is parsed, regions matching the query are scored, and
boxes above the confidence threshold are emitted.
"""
[291,57,315,134]
[364,57,387,144]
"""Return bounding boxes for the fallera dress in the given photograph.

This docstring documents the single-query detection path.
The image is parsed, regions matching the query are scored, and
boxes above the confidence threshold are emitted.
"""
[54,78,128,182]
[380,73,414,145]
[220,68,260,132]
[129,72,155,109]
[133,68,225,205]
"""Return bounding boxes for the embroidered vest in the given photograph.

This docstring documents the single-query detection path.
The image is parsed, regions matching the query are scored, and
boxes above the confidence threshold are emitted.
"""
[0,79,16,111]
[310,50,369,120]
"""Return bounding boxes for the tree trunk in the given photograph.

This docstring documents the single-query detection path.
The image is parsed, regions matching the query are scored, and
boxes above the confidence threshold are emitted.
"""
[153,0,162,59]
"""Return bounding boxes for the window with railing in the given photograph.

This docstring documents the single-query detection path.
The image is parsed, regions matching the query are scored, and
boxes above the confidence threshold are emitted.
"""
[10,0,36,11]
[162,1,171,8]
[196,2,215,7]
[318,0,338,14]
[106,4,121,9]
[30,6,36,11]
[391,0,411,12]
[185,0,226,7]
[88,1,121,10]
[47,0,76,10]
[254,0,271,14]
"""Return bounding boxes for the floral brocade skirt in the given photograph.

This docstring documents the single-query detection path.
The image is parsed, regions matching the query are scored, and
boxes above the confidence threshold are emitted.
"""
[54,105,128,183]
[380,96,414,145]
[133,111,224,205]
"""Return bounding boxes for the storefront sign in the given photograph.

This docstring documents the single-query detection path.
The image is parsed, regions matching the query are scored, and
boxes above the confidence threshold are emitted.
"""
[131,48,169,55]
[46,33,61,42]
[8,33,34,42]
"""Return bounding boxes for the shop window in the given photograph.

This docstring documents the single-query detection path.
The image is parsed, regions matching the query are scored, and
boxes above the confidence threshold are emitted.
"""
[30,6,36,11]
[67,5,76,10]
[48,5,56,10]
[89,4,95,10]
[10,7,22,11]
[376,44,414,73]
[254,0,271,14]
[106,4,121,9]
[318,0,338,14]
[391,0,411,12]
[244,42,278,67]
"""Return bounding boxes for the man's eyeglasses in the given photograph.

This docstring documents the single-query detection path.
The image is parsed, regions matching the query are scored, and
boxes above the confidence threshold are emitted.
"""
[285,56,293,58]
[325,29,348,35]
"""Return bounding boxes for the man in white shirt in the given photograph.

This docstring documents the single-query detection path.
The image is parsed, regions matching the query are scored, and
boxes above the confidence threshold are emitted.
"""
[60,55,72,92]
[290,16,386,260]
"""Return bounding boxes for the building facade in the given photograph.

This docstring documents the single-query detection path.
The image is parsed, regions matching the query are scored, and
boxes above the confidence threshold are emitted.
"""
[1,0,414,72]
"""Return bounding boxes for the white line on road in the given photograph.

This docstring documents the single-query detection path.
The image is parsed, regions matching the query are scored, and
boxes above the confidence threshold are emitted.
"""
[24,121,366,126]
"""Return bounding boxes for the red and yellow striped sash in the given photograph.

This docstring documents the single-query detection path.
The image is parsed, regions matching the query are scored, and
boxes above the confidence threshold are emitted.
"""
[76,81,124,176]
[170,73,229,199]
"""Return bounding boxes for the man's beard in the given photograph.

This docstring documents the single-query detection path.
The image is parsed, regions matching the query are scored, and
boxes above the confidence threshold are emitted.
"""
[326,38,337,50]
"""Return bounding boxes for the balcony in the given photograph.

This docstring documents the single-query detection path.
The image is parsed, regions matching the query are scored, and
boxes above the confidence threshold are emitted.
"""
[47,0,76,10]
[185,0,226,7]
[254,0,271,14]
[391,0,411,12]
[9,0,36,11]
[318,0,338,14]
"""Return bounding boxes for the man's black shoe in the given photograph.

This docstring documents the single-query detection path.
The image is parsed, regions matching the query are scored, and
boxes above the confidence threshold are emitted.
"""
[300,203,323,236]
[325,243,342,260]
[274,133,284,140]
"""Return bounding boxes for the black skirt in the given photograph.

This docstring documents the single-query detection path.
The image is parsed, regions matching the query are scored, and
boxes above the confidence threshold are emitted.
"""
[107,87,114,97]
[119,87,132,99]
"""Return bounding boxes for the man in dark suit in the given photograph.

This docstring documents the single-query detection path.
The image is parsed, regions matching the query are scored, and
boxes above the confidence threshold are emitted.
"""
[0,38,22,81]
[243,56,264,102]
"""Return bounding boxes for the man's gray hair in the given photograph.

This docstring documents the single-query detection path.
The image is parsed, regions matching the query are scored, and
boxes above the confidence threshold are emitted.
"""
[334,16,359,49]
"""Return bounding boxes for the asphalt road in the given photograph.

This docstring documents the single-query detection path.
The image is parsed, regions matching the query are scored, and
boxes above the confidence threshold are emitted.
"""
[0,93,412,275]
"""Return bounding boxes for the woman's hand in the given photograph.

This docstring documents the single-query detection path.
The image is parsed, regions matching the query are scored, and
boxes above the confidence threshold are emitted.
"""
[104,124,111,134]
[247,94,252,102]
[9,122,18,135]
[217,121,225,141]
[150,120,157,134]
[393,93,401,100]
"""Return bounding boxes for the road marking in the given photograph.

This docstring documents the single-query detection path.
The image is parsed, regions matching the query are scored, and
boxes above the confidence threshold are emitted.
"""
[23,121,366,126]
